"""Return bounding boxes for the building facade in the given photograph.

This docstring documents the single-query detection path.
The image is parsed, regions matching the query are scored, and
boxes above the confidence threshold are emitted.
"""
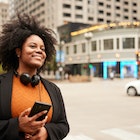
[63,22,140,79]
[7,0,140,79]
[9,0,140,31]
[0,2,9,32]
[9,0,48,29]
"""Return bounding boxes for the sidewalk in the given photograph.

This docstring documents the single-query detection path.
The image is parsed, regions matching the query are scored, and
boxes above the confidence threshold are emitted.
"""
[48,77,137,84]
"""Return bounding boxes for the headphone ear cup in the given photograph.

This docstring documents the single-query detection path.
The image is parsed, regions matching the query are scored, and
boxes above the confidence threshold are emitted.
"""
[20,73,31,85]
[31,75,40,87]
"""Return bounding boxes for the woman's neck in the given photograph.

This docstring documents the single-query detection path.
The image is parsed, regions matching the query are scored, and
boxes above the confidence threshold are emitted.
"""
[16,67,37,76]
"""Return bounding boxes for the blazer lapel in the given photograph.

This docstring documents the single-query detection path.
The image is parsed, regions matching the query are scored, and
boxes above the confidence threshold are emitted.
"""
[41,78,56,120]
[0,71,13,119]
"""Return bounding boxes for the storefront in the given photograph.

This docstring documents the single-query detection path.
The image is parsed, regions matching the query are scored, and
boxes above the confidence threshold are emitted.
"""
[102,60,137,79]
[103,61,117,79]
[120,61,137,78]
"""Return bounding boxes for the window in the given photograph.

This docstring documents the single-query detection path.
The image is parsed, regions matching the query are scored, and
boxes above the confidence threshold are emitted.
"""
[117,38,119,49]
[107,12,111,16]
[138,38,140,49]
[63,4,71,8]
[104,39,113,50]
[99,40,101,50]
[82,43,86,53]
[75,14,83,18]
[124,1,128,5]
[133,3,137,6]
[124,9,128,12]
[63,13,71,17]
[133,10,137,14]
[107,20,111,23]
[75,6,82,10]
[73,45,77,54]
[116,6,120,10]
[133,17,137,20]
[98,18,104,22]
[88,17,93,21]
[124,16,128,19]
[98,2,104,6]
[66,46,69,55]
[99,10,104,14]
[91,41,97,51]
[123,38,134,49]
[106,4,111,8]
[116,13,120,17]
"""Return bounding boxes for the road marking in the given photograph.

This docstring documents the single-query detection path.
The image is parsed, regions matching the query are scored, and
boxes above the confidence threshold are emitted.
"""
[63,134,94,140]
[101,128,140,140]
[134,125,140,128]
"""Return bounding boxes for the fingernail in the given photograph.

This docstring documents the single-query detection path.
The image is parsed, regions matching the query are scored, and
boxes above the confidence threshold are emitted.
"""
[44,110,48,113]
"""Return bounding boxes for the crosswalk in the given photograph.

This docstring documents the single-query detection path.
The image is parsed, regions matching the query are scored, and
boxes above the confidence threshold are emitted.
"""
[63,125,140,140]
[63,134,94,140]
[101,128,140,140]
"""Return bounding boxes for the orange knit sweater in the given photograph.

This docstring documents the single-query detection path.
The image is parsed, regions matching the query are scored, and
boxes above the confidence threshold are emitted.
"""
[11,76,52,122]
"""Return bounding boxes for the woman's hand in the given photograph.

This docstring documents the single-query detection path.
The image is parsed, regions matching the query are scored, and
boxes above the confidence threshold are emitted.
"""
[27,127,48,140]
[18,108,48,135]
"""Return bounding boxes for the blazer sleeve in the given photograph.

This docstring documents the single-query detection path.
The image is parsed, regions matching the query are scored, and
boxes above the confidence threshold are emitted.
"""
[0,72,23,140]
[43,81,70,140]
[0,118,21,140]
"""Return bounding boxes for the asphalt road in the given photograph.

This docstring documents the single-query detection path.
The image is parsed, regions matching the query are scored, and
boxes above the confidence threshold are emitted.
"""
[54,78,140,140]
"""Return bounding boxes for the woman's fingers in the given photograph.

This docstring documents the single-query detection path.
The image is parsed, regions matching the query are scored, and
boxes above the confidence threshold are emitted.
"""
[19,109,48,134]
[20,108,31,117]
[29,110,48,121]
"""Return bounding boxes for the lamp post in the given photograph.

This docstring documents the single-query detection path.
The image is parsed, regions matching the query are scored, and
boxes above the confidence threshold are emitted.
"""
[84,32,93,81]
[115,53,120,78]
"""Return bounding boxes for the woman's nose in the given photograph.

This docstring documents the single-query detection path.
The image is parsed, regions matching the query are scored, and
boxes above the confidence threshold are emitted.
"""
[36,47,43,53]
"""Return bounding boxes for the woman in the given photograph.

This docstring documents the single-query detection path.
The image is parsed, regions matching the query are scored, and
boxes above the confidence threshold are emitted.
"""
[0,14,69,140]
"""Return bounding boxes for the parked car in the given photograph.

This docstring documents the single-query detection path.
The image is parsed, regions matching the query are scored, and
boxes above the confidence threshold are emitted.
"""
[125,80,140,96]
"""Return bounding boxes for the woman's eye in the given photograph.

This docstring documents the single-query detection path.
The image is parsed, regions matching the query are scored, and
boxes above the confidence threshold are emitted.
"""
[41,47,45,51]
[30,45,36,48]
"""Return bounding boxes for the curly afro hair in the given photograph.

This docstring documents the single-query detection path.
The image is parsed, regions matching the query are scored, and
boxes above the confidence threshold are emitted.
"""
[0,14,57,72]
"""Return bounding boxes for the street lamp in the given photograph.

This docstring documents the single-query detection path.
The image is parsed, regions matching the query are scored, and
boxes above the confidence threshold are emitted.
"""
[115,53,120,78]
[84,32,93,81]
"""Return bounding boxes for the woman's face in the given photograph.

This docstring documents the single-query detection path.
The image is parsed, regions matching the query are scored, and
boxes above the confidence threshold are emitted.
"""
[17,35,46,70]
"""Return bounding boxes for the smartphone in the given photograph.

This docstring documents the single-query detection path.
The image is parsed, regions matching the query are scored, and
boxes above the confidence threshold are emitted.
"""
[29,101,51,121]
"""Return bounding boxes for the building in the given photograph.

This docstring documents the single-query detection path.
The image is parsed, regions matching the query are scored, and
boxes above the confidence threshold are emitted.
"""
[63,22,140,79]
[58,22,90,43]
[7,0,140,79]
[0,2,9,32]
[9,0,140,31]
[9,0,48,29]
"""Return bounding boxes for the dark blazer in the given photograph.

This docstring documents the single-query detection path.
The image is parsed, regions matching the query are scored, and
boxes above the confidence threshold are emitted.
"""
[0,71,69,140]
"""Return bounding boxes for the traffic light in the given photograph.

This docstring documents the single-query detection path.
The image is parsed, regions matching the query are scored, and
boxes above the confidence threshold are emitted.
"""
[88,64,93,69]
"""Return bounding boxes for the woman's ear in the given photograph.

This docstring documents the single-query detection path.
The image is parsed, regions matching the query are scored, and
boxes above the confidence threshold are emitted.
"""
[15,48,21,58]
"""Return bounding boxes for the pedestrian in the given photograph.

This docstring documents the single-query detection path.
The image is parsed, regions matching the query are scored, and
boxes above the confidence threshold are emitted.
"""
[0,14,69,140]
[110,71,114,80]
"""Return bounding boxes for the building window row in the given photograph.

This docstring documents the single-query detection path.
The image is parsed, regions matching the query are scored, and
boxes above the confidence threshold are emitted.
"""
[65,37,138,55]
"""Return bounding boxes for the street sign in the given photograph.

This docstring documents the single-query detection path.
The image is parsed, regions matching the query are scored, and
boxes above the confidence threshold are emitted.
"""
[56,50,65,62]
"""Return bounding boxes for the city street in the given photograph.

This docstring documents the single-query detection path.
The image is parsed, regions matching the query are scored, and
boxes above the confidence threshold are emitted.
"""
[54,78,140,140]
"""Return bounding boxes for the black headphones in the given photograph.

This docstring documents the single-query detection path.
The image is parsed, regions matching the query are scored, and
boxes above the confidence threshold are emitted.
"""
[14,71,40,87]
